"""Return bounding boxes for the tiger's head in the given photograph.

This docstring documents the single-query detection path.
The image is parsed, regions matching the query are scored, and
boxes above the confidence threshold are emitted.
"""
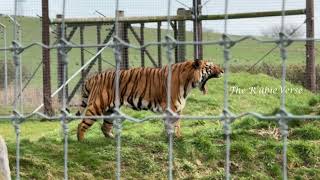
[191,60,224,94]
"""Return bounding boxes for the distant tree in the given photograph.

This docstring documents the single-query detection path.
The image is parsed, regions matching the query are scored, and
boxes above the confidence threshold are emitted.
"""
[261,24,305,38]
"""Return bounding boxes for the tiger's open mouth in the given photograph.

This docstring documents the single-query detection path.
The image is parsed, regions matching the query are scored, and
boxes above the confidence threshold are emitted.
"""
[199,73,223,94]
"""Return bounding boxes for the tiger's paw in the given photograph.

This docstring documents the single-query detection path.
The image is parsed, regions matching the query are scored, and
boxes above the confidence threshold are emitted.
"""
[106,132,115,139]
[101,126,115,139]
[102,131,115,139]
[175,133,182,139]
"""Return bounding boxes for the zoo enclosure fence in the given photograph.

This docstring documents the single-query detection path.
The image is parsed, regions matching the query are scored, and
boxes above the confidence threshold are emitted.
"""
[0,0,320,180]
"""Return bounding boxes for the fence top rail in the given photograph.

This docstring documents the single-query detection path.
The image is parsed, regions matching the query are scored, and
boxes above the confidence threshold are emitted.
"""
[50,9,305,25]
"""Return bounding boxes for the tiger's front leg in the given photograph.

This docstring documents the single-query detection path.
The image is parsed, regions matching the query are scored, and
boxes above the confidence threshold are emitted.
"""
[164,115,181,138]
[174,119,181,138]
[100,110,115,138]
[163,103,182,138]
[173,110,182,138]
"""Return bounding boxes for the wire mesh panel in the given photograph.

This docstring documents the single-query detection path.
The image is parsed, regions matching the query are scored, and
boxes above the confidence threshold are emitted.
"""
[0,0,320,179]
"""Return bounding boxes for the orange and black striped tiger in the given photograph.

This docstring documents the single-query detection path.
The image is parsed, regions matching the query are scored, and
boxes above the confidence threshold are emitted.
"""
[77,60,223,141]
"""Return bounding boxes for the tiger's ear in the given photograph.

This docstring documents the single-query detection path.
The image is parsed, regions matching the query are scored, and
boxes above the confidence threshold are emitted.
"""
[192,59,201,69]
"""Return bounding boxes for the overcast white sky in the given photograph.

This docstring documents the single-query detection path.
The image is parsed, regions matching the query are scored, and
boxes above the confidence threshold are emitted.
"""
[0,0,319,37]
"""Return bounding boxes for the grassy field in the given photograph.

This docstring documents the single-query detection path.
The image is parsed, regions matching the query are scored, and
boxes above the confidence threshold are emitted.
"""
[1,72,320,179]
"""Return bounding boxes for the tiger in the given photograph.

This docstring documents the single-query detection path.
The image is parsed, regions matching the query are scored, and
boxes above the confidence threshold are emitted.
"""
[77,60,223,141]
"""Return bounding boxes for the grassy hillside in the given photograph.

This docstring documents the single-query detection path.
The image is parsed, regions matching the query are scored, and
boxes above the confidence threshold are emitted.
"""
[0,16,319,89]
[1,73,320,179]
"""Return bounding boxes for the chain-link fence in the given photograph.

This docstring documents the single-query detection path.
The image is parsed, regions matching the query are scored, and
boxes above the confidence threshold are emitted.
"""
[0,0,320,179]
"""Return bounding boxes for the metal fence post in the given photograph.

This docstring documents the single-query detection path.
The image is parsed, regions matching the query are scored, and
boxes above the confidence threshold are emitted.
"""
[157,22,162,67]
[56,14,64,103]
[80,26,85,79]
[305,0,316,91]
[193,0,203,60]
[116,11,129,69]
[7,14,23,112]
[12,1,22,179]
[0,23,8,105]
[140,23,145,67]
[97,25,102,72]
[42,0,53,116]
[177,8,187,62]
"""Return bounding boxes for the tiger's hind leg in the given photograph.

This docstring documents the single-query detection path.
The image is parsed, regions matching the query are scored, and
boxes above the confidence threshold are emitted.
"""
[174,111,182,138]
[77,118,96,141]
[101,110,115,138]
[77,96,91,141]
[77,103,103,141]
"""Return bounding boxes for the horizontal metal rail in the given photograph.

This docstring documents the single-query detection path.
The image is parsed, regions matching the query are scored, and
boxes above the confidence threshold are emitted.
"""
[51,9,305,25]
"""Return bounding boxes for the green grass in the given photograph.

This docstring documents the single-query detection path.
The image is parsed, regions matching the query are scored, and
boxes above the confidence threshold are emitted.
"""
[1,72,320,179]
